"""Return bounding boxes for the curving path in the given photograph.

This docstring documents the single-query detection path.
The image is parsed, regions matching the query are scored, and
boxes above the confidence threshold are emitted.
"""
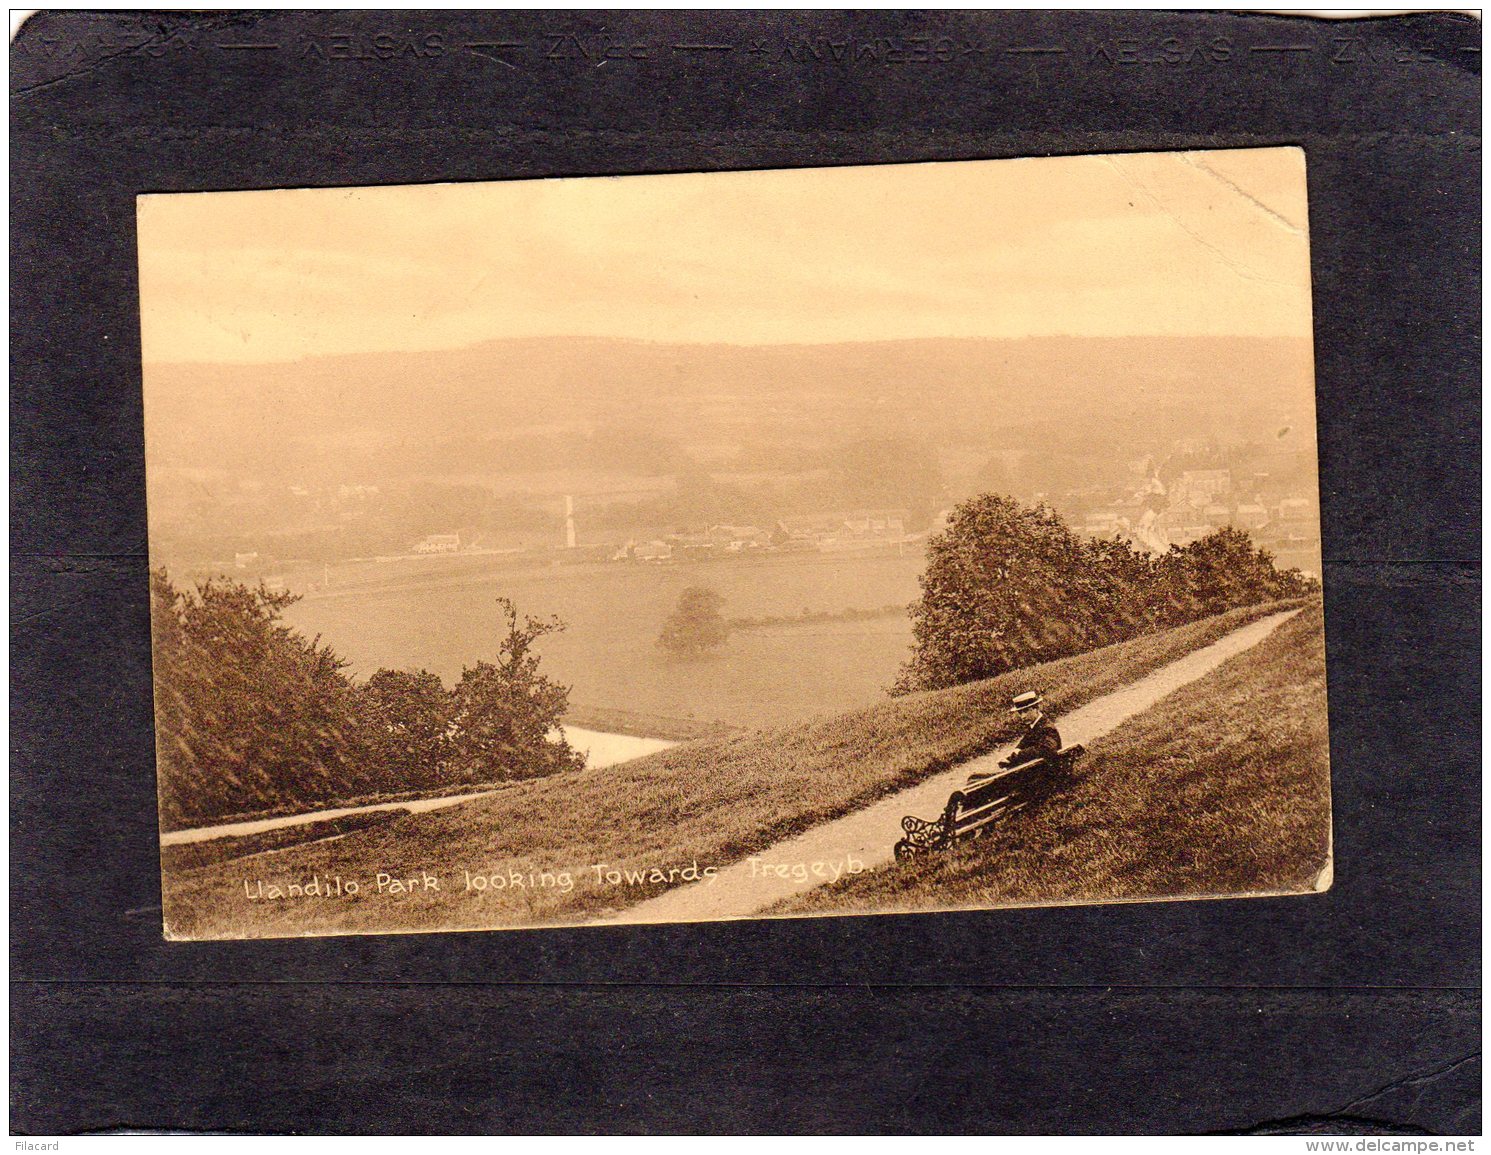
[605,609,1302,925]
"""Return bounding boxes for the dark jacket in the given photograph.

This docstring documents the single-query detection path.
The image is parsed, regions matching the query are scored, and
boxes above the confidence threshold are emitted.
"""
[1003,715,1062,769]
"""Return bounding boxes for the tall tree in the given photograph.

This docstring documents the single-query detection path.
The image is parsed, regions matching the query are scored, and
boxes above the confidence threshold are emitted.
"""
[893,495,1093,692]
[359,668,452,791]
[447,597,585,782]
[150,570,372,829]
[657,586,731,659]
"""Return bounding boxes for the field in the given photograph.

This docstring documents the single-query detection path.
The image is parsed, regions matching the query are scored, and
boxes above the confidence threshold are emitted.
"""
[282,549,928,730]
[160,600,1302,939]
[777,604,1331,916]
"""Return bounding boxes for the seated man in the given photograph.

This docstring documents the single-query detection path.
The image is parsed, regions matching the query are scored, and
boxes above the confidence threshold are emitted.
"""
[999,690,1062,770]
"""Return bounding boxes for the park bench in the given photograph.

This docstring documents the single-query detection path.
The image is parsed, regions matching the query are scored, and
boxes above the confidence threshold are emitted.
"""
[894,744,1086,860]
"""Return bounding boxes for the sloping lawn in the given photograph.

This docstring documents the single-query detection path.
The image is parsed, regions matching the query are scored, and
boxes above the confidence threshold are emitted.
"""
[162,600,1307,938]
[777,604,1331,916]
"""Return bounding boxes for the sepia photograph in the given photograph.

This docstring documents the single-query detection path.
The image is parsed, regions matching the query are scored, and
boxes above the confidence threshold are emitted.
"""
[139,148,1331,940]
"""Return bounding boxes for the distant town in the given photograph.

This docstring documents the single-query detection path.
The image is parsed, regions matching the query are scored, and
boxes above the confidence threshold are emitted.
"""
[1065,456,1321,578]
[218,505,924,595]
[200,454,1320,599]
[151,414,1324,593]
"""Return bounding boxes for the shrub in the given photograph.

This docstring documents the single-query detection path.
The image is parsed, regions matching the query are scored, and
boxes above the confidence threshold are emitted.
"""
[893,495,1317,694]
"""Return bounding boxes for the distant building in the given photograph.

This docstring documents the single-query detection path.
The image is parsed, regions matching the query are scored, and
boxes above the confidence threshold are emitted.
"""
[1176,469,1232,502]
[1115,509,1170,555]
[841,513,905,539]
[706,524,770,551]
[1276,497,1315,523]
[234,551,260,569]
[662,531,716,560]
[1168,524,1214,547]
[1234,504,1269,530]
[634,539,673,562]
[1079,510,1121,537]
[776,509,908,549]
[413,533,461,554]
[776,513,849,542]
[613,539,673,562]
[1156,508,1212,547]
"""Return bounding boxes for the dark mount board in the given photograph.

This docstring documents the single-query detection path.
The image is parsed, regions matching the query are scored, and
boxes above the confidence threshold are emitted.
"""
[10,10,1479,1136]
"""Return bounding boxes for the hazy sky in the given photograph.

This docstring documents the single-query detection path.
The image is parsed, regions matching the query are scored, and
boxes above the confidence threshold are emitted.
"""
[137,148,1312,364]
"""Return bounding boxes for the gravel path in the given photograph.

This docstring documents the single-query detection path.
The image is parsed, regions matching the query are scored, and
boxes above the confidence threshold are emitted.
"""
[605,608,1301,925]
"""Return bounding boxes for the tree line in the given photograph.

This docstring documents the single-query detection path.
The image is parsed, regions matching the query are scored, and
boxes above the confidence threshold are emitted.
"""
[892,494,1319,694]
[150,570,583,831]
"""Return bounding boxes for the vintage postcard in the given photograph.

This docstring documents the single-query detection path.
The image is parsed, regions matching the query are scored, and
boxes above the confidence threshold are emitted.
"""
[139,149,1330,939]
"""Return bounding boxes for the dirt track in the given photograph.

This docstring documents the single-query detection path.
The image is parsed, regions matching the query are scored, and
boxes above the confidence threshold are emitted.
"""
[604,608,1302,925]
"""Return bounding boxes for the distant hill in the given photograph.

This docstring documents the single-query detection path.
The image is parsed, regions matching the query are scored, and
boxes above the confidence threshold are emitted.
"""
[143,334,1315,483]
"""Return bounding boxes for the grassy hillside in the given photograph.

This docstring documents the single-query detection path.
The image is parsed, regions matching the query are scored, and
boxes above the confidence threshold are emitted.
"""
[777,605,1331,916]
[161,600,1304,939]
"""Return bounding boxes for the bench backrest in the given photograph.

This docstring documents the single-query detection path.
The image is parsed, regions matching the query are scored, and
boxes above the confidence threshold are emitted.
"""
[946,744,1085,834]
